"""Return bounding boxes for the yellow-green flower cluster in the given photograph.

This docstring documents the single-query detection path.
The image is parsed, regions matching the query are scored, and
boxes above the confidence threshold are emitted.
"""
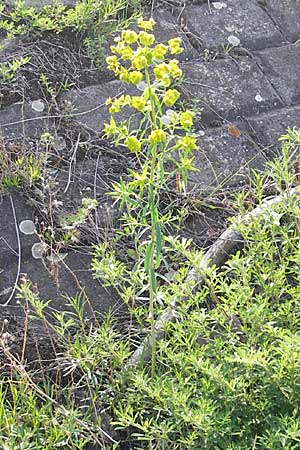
[106,94,131,114]
[105,17,184,88]
[124,136,141,153]
[106,94,149,115]
[153,59,182,87]
[103,18,197,157]
[149,129,166,145]
[163,89,180,107]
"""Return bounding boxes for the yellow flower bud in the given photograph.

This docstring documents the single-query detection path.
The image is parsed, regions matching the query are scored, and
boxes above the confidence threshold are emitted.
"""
[128,70,143,85]
[153,63,169,80]
[119,67,129,82]
[168,59,183,78]
[149,129,166,145]
[120,46,133,61]
[139,31,155,46]
[168,37,183,55]
[138,17,156,30]
[161,76,171,87]
[109,103,120,114]
[132,55,148,70]
[119,95,131,106]
[152,43,167,60]
[106,55,120,73]
[106,55,118,66]
[103,116,117,137]
[131,96,147,112]
[180,110,194,129]
[124,136,142,153]
[122,30,138,44]
[177,135,197,151]
[163,89,180,107]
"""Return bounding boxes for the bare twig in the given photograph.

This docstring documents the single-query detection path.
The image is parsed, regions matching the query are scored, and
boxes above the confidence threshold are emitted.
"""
[64,132,80,193]
[127,186,300,367]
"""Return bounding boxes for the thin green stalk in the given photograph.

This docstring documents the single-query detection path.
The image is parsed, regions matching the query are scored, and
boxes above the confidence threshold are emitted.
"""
[145,67,160,376]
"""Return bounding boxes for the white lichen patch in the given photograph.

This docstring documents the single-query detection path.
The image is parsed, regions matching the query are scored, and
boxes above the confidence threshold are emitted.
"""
[227,35,240,47]
[19,220,36,235]
[31,242,44,259]
[31,99,45,112]
[213,2,227,10]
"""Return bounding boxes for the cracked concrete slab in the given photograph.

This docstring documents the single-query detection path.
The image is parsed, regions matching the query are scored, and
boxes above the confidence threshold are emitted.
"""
[247,106,300,152]
[0,192,121,316]
[0,249,121,317]
[0,101,53,140]
[254,44,300,106]
[189,122,266,191]
[150,8,198,61]
[263,0,300,43]
[61,81,141,134]
[0,193,38,268]
[53,157,127,228]
[181,56,282,126]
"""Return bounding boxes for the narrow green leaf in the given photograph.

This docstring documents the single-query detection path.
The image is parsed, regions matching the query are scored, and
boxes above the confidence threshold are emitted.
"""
[144,242,153,273]
[149,268,156,293]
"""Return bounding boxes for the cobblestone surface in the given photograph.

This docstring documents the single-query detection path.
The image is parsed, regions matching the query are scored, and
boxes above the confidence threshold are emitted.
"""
[254,44,300,106]
[181,57,283,125]
[263,0,300,42]
[181,0,285,50]
[248,106,300,151]
[190,122,265,190]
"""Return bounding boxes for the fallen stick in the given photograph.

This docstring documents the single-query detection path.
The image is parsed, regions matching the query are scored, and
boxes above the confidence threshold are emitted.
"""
[127,186,300,368]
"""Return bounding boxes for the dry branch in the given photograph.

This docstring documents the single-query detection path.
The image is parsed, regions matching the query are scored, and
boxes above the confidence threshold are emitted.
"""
[127,186,300,368]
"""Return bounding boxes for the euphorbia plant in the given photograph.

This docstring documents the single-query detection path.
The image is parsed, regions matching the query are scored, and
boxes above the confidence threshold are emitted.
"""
[92,18,198,374]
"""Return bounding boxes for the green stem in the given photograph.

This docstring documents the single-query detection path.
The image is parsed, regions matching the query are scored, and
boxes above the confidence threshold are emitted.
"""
[145,68,159,376]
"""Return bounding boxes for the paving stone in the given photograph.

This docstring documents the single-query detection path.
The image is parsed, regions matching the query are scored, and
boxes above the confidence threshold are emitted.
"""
[0,193,39,268]
[61,81,141,134]
[0,192,121,316]
[150,8,198,61]
[255,44,300,106]
[181,0,285,51]
[247,106,300,152]
[0,249,121,317]
[181,56,282,126]
[263,0,300,42]
[0,101,53,140]
[53,157,128,228]
[188,122,266,191]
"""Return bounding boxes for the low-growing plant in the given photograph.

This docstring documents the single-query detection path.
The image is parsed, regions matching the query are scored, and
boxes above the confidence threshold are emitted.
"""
[0,145,43,190]
[0,55,31,82]
[59,197,98,244]
[0,0,140,67]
